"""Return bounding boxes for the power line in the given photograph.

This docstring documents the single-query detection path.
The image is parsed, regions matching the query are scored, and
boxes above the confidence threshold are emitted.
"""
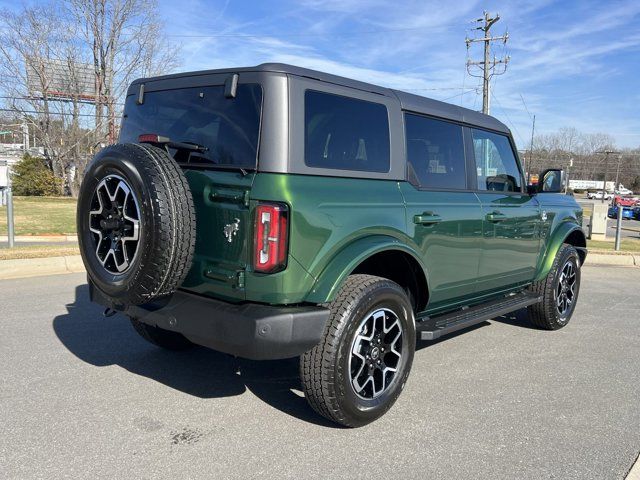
[519,93,533,120]
[1,23,471,41]
[441,89,479,102]
[404,86,476,92]
[0,94,125,106]
[0,107,115,118]
[156,23,470,39]
[490,90,525,146]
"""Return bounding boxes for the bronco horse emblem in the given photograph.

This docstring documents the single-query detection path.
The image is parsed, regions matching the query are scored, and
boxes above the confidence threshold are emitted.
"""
[223,218,241,243]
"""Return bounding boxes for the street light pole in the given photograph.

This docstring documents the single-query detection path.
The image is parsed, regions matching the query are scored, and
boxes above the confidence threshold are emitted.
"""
[565,157,573,194]
[1,160,15,248]
[7,185,14,248]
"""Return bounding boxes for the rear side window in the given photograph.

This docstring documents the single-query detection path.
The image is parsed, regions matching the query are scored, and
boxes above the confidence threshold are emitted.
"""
[471,129,522,192]
[405,113,466,189]
[119,84,262,168]
[304,90,390,173]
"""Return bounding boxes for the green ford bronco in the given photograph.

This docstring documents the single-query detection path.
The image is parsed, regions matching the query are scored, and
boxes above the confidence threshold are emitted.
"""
[77,63,586,427]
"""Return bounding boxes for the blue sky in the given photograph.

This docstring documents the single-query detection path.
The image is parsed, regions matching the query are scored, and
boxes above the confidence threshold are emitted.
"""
[154,0,640,149]
[1,0,638,148]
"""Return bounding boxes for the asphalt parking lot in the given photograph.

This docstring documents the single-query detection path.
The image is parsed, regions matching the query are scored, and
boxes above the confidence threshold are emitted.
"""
[1,266,639,479]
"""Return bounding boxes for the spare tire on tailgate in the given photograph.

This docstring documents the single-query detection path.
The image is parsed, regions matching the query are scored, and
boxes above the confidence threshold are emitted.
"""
[77,143,196,306]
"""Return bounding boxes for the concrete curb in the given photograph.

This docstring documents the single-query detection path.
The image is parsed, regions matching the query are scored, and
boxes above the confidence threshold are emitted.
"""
[586,253,639,266]
[0,255,85,280]
[0,235,78,243]
[627,451,640,480]
[0,251,638,281]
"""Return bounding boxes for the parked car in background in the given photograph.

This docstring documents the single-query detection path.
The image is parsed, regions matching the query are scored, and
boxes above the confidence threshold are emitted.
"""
[587,191,614,200]
[634,207,640,221]
[615,185,633,195]
[608,205,635,220]
[613,195,639,207]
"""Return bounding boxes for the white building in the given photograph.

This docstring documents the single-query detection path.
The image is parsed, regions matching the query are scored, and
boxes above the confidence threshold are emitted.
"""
[0,144,25,188]
[569,179,616,191]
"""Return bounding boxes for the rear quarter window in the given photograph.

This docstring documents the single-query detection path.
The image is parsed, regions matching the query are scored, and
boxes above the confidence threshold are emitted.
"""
[304,90,390,173]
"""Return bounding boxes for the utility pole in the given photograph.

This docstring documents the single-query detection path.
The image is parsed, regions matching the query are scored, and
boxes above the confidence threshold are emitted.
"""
[466,11,510,114]
[596,150,621,204]
[613,155,623,192]
[525,114,536,181]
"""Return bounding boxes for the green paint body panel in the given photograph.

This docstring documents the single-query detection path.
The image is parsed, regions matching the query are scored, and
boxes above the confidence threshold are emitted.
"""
[248,174,407,304]
[180,170,585,316]
[399,185,483,311]
[533,193,586,282]
[474,191,542,294]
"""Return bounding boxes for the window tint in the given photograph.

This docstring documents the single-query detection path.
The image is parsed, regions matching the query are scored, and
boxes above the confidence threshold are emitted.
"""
[119,84,262,168]
[405,113,466,189]
[304,90,390,172]
[471,129,522,192]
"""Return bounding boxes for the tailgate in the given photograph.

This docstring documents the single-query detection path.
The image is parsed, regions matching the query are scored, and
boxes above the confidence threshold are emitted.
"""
[180,170,255,301]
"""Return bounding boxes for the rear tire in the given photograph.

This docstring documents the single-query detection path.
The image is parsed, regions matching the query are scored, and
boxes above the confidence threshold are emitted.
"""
[527,244,581,330]
[300,275,416,427]
[130,318,194,350]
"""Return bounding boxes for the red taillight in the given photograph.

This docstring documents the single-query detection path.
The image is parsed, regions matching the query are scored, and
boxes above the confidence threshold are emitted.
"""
[254,203,288,273]
[138,133,170,144]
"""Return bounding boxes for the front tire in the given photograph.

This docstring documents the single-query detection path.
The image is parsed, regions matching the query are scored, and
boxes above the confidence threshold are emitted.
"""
[300,275,416,427]
[527,244,581,330]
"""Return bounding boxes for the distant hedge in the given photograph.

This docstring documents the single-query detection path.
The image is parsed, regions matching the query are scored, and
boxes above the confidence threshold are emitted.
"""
[11,154,63,196]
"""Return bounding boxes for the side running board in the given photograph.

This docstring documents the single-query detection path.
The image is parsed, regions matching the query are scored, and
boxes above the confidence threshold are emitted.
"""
[416,292,542,341]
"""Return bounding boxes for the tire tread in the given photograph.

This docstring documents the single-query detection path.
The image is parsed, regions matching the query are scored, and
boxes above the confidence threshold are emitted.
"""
[300,274,406,426]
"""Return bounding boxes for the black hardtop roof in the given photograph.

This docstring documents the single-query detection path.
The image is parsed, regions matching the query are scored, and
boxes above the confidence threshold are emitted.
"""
[132,63,510,134]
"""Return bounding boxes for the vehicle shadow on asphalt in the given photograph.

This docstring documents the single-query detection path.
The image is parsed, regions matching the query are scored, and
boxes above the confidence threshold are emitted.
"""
[414,308,537,351]
[491,309,540,330]
[53,284,339,428]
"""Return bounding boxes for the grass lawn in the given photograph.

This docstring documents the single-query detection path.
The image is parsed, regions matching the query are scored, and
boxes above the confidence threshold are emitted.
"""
[587,238,640,253]
[0,196,77,235]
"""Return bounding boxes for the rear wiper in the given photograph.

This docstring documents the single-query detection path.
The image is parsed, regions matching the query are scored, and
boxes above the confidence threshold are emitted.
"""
[170,140,209,153]
[138,134,209,154]
[137,135,252,174]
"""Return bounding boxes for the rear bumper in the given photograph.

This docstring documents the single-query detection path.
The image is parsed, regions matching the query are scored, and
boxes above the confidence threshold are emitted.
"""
[89,283,330,360]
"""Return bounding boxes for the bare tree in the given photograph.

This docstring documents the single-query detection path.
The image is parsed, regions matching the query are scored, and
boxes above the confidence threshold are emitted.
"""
[0,0,178,195]
[0,4,93,194]
[67,0,179,143]
[527,128,634,188]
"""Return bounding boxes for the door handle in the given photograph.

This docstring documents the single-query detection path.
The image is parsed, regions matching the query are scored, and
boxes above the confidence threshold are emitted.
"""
[486,211,507,222]
[413,212,442,225]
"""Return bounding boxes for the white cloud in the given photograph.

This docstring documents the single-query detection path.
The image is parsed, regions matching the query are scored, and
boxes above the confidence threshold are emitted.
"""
[160,0,640,148]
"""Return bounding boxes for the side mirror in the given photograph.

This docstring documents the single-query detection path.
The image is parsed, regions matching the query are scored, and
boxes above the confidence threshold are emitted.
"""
[538,169,566,194]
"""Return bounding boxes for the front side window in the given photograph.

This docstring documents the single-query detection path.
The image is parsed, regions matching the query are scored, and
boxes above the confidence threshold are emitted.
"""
[405,113,466,189]
[471,129,522,192]
[304,90,390,173]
